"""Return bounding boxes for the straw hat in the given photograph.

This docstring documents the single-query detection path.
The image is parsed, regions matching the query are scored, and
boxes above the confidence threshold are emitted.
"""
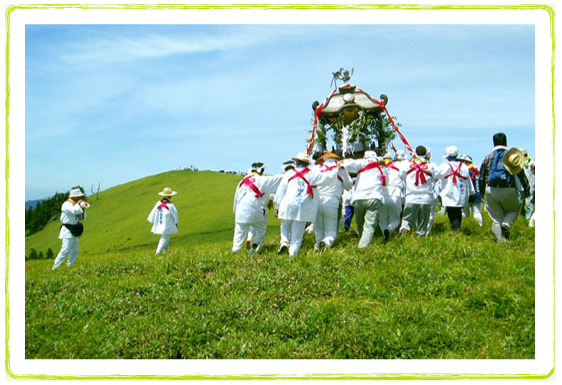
[292,152,312,164]
[317,151,341,162]
[158,187,177,197]
[69,188,84,198]
[503,148,525,175]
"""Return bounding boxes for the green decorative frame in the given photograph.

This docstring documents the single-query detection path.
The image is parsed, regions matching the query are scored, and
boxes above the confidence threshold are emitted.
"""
[5,3,555,380]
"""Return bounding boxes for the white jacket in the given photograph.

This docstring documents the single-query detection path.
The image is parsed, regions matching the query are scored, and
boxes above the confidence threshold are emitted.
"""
[147,199,179,235]
[58,199,86,239]
[342,158,386,203]
[400,159,443,205]
[233,173,283,223]
[313,160,353,208]
[438,160,475,207]
[275,165,323,222]
[382,161,407,198]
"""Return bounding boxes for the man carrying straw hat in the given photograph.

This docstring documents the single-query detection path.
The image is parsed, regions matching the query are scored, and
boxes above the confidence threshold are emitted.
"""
[147,187,179,255]
[479,133,530,242]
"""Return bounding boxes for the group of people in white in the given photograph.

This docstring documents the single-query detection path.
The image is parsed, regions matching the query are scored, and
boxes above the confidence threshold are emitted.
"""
[232,132,533,257]
[50,132,534,268]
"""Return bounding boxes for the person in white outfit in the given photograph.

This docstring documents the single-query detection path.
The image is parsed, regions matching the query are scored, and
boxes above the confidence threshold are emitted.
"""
[233,162,283,254]
[342,150,386,248]
[458,154,483,226]
[52,188,89,270]
[147,187,179,255]
[438,146,475,231]
[399,145,443,237]
[274,152,322,257]
[379,152,406,241]
[312,152,352,250]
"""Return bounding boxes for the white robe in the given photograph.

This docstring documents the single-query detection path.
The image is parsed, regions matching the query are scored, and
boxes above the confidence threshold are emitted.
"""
[233,173,283,223]
[58,199,86,239]
[147,200,179,235]
[438,160,475,207]
[274,165,323,222]
[400,160,443,205]
[342,158,386,203]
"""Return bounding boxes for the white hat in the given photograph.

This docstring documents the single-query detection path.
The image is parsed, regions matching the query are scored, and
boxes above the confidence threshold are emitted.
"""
[158,187,177,197]
[69,188,84,198]
[503,148,525,175]
[443,145,458,159]
[394,150,407,161]
[458,154,472,163]
[292,152,312,164]
[383,152,392,160]
[364,150,378,159]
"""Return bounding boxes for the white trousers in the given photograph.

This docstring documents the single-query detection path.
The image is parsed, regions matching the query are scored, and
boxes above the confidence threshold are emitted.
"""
[233,221,266,253]
[280,220,307,257]
[53,237,79,269]
[314,203,339,248]
[463,202,483,226]
[400,203,433,236]
[379,195,403,233]
[485,186,520,241]
[156,234,171,255]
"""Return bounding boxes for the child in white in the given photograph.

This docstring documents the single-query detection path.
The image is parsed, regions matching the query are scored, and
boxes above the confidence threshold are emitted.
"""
[147,187,179,255]
[52,188,89,270]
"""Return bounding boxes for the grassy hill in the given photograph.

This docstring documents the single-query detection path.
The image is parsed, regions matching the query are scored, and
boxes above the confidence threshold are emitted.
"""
[25,169,268,256]
[24,170,535,360]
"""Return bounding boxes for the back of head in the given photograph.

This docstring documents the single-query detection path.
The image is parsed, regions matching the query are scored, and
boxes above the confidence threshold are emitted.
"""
[493,132,507,147]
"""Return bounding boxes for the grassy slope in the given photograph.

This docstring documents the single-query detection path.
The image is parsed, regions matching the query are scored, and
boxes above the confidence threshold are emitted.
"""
[25,170,269,255]
[24,170,535,359]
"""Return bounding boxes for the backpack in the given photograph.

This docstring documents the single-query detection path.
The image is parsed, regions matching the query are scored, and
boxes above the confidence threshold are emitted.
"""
[488,149,511,187]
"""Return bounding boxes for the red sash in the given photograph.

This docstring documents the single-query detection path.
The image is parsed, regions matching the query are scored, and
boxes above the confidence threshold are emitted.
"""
[288,168,316,198]
[240,176,265,199]
[158,200,170,210]
[407,162,432,186]
[445,163,467,184]
[386,161,400,172]
[358,161,386,186]
[321,164,343,182]
[469,166,479,180]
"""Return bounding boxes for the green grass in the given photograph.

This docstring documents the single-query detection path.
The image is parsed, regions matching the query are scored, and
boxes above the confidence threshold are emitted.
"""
[24,170,535,359]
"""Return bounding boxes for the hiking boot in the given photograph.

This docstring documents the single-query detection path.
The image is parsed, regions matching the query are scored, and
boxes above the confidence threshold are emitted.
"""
[501,224,511,240]
[383,229,390,243]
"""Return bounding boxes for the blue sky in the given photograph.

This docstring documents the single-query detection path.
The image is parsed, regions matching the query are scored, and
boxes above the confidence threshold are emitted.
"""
[25,24,535,200]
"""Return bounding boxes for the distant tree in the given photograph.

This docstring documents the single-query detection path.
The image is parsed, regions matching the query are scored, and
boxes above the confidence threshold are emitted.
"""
[27,249,38,261]
[46,248,54,259]
[25,187,86,236]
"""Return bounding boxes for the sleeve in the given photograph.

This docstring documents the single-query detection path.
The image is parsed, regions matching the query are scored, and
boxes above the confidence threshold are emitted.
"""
[147,202,158,223]
[342,159,361,174]
[339,168,353,190]
[274,174,290,209]
[170,204,179,224]
[62,201,84,216]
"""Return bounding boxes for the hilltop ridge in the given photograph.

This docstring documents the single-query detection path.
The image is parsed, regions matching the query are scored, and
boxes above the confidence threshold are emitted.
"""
[25,170,271,257]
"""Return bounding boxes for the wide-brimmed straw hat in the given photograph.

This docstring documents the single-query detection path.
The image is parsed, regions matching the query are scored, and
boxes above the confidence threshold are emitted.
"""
[69,188,84,198]
[292,152,312,164]
[317,151,341,162]
[503,148,525,175]
[158,187,177,197]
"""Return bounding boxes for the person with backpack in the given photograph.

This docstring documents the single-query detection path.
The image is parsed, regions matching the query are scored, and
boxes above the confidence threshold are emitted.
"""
[147,187,179,255]
[479,133,530,242]
[52,188,89,270]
